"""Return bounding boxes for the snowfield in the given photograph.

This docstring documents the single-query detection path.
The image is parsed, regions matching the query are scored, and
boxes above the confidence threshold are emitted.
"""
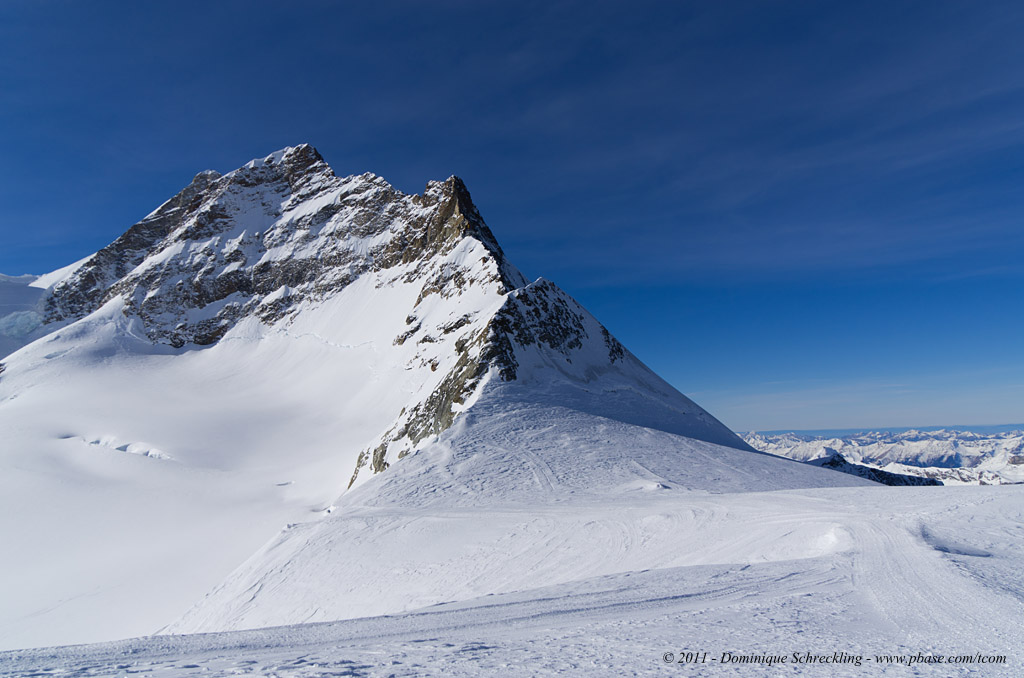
[165,391,868,636]
[1,147,1021,676]
[2,483,1022,676]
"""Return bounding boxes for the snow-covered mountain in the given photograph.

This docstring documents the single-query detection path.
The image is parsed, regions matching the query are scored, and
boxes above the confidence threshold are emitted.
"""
[744,429,1024,485]
[0,145,875,650]
[3,144,748,485]
[2,146,1023,677]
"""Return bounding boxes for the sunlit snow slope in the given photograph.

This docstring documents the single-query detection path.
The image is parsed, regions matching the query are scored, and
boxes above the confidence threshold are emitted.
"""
[167,386,869,635]
[5,485,1022,678]
[0,145,866,651]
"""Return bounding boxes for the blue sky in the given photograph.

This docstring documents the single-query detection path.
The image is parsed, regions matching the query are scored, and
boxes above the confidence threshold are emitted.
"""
[1,0,1022,430]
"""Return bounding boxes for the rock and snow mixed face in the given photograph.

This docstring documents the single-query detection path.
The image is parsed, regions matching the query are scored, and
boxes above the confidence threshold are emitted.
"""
[41,146,522,348]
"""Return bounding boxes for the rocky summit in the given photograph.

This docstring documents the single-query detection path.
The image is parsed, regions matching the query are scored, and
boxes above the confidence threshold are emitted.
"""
[43,145,522,347]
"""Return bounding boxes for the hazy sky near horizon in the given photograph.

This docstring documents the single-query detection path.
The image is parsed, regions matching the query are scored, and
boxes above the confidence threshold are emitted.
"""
[1,1,1022,430]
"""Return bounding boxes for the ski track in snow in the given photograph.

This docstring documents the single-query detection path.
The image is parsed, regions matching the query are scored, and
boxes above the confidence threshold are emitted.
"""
[3,486,1022,677]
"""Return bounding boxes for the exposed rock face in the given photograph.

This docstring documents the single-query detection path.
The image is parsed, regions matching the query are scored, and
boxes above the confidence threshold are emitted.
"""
[811,452,943,486]
[28,144,715,488]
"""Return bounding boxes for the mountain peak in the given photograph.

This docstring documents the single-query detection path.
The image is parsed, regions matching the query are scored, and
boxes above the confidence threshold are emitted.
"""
[191,169,222,184]
[248,143,325,168]
[39,147,523,347]
[11,146,750,492]
[229,143,334,191]
[424,174,470,197]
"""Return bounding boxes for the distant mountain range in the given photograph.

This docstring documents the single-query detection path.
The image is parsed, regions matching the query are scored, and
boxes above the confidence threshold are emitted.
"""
[744,429,1024,485]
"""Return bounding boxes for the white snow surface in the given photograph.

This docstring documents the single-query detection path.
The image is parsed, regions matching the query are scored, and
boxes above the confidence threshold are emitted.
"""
[0,291,861,651]
[2,484,1022,676]
[29,255,93,290]
[165,390,868,636]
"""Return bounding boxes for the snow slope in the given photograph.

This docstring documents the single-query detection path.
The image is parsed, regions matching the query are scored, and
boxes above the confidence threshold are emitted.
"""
[0,313,862,649]
[3,484,1021,677]
[167,386,867,635]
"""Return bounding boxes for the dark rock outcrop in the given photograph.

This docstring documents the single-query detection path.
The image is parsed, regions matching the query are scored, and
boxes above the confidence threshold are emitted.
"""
[811,452,943,486]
